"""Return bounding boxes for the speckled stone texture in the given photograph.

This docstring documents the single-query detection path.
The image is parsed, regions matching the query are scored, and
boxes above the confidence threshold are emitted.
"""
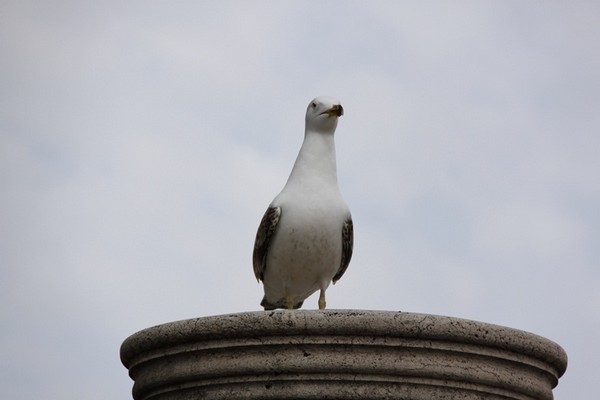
[120,310,567,400]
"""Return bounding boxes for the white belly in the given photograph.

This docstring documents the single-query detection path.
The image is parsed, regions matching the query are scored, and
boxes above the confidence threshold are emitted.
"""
[262,204,345,305]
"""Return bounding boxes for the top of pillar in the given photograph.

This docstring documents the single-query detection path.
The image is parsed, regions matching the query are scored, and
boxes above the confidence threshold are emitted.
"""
[120,309,567,378]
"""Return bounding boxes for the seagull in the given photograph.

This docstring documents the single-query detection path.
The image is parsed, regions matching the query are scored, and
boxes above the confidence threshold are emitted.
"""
[253,96,353,310]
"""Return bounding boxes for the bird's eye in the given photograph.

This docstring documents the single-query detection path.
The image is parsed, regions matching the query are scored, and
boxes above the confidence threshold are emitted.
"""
[311,102,316,108]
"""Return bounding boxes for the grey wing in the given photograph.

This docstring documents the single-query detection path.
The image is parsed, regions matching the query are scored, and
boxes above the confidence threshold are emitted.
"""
[252,206,281,281]
[333,217,353,283]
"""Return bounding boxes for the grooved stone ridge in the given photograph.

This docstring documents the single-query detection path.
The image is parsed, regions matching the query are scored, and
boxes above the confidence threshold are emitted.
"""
[120,310,567,400]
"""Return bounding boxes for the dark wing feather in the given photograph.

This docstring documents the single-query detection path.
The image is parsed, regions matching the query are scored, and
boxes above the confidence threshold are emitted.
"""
[333,217,353,283]
[252,206,281,281]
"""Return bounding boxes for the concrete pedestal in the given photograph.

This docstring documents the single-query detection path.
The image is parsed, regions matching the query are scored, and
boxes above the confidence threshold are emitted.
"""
[120,310,567,400]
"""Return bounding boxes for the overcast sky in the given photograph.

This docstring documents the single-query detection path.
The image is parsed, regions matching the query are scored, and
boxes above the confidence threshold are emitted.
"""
[1,1,598,399]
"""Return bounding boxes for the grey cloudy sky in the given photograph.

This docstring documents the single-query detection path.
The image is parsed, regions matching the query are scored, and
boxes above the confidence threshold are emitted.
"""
[1,1,598,398]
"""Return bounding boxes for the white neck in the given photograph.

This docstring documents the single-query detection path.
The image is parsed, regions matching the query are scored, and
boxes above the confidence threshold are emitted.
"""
[284,129,338,190]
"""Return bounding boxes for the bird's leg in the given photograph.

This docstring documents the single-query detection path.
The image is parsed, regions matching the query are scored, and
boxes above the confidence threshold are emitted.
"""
[284,290,294,310]
[318,290,326,310]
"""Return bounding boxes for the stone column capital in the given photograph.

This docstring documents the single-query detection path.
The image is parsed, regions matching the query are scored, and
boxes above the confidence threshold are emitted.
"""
[121,310,567,400]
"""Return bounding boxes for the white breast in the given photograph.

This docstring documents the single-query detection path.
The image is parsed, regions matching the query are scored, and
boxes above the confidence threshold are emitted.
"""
[262,188,349,305]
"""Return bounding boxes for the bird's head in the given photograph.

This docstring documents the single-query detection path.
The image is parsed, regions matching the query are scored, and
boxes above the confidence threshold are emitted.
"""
[305,96,344,133]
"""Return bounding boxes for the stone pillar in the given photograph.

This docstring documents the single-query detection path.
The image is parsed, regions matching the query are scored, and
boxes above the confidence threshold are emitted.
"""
[120,310,567,400]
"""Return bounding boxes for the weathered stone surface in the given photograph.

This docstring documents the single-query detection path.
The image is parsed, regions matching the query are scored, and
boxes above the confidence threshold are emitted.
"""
[120,310,567,400]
